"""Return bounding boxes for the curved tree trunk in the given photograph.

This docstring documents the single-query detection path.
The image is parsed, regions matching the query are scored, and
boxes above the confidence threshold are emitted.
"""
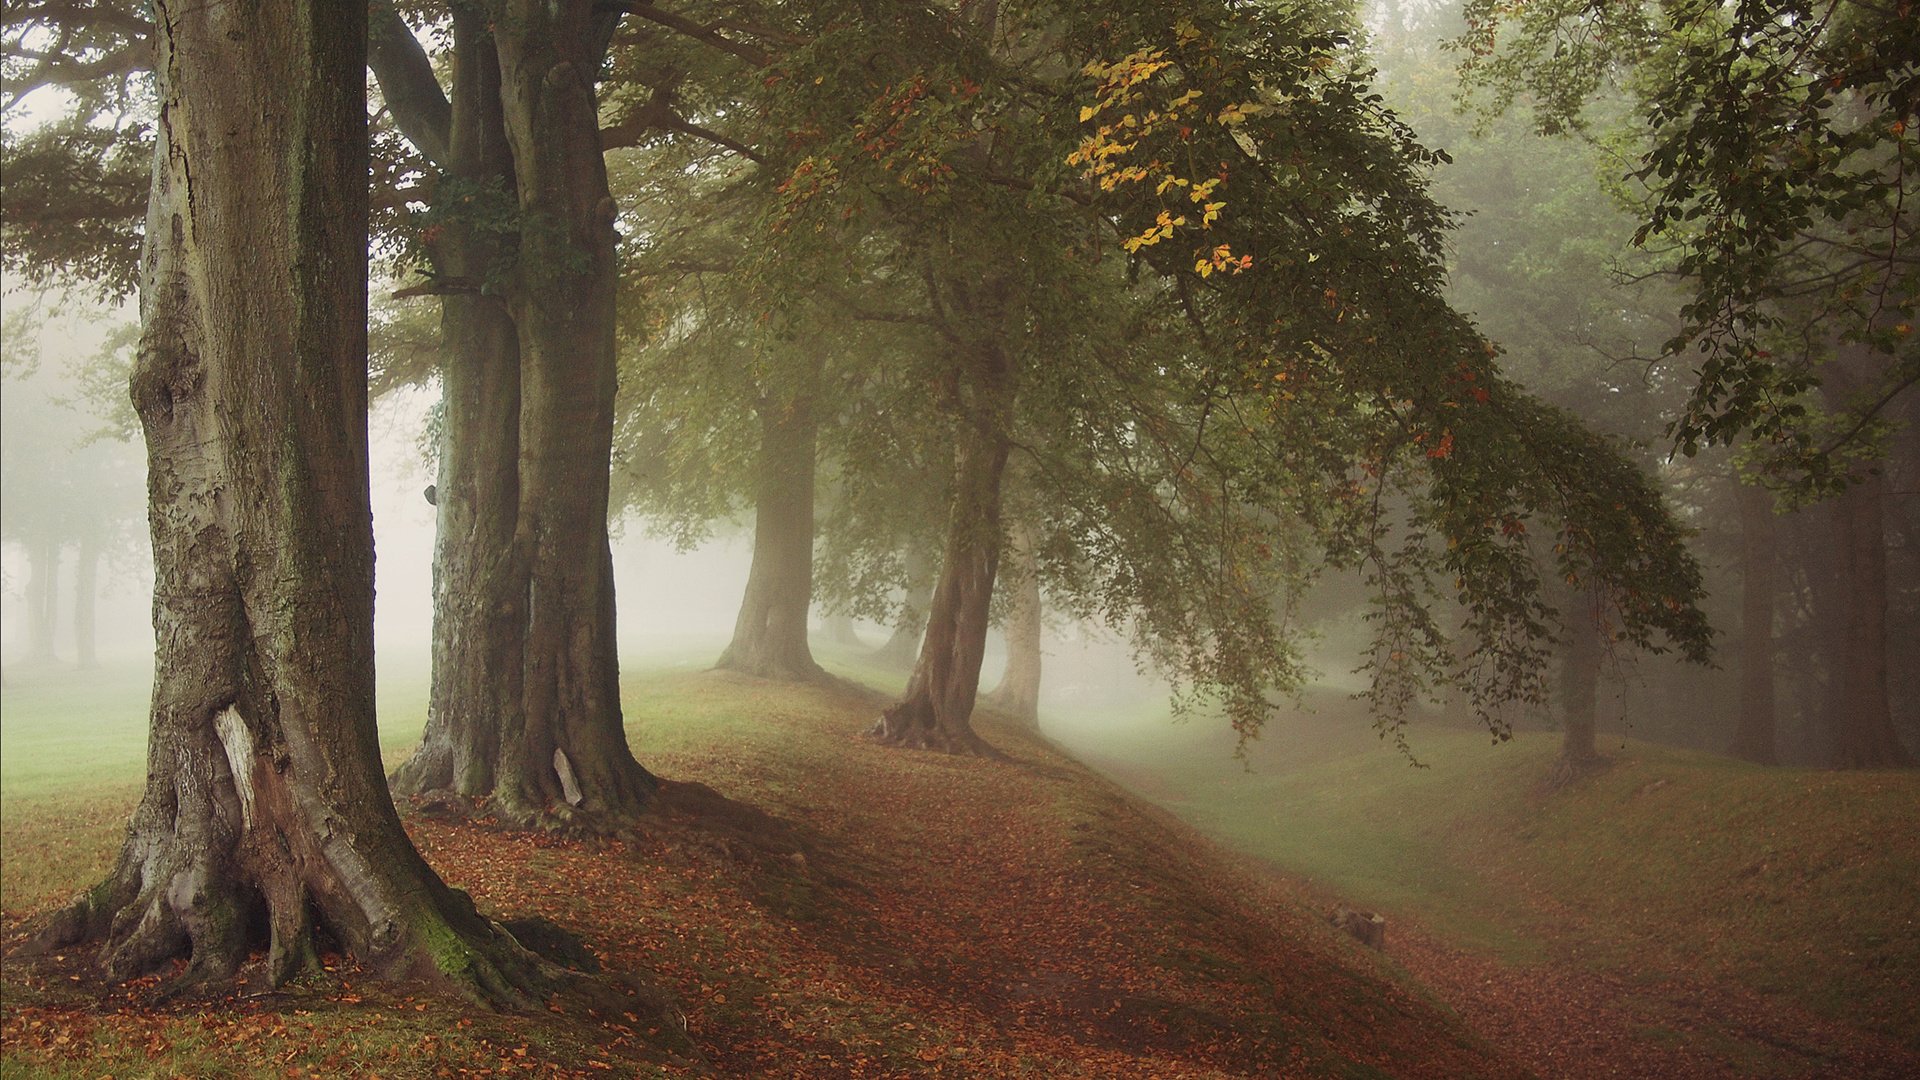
[1548,587,1607,787]
[717,393,825,681]
[490,0,657,822]
[871,364,1013,755]
[874,547,935,668]
[981,517,1041,728]
[30,3,547,1002]
[1730,478,1779,765]
[392,14,526,802]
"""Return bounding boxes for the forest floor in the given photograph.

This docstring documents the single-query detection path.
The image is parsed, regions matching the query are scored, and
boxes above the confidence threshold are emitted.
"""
[3,659,1518,1078]
[3,655,1915,1078]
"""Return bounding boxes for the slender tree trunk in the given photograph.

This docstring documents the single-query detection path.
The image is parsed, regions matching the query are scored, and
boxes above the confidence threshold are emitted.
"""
[392,15,527,802]
[1730,479,1779,764]
[29,2,548,1002]
[1548,587,1607,786]
[490,0,656,822]
[874,547,934,668]
[73,531,98,670]
[24,534,59,662]
[717,393,825,681]
[981,517,1041,728]
[818,612,865,648]
[871,358,1013,755]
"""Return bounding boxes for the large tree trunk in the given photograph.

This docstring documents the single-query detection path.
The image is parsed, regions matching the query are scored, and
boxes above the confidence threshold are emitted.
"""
[489,0,657,822]
[981,517,1041,728]
[391,15,528,803]
[1548,587,1608,787]
[24,534,60,662]
[717,393,825,681]
[29,2,547,1002]
[1730,478,1779,764]
[73,531,98,670]
[870,372,1012,755]
[874,547,935,668]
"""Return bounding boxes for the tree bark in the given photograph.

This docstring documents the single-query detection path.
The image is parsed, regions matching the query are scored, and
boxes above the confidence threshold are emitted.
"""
[73,531,98,670]
[1548,587,1608,786]
[489,0,657,821]
[717,392,825,681]
[870,354,1013,755]
[1730,478,1779,764]
[981,517,1041,728]
[29,2,548,1002]
[390,6,659,823]
[391,13,527,803]
[874,547,935,668]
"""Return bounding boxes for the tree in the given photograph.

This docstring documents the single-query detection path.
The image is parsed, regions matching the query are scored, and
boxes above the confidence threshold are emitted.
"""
[980,516,1043,729]
[715,379,829,681]
[1731,476,1780,765]
[27,0,547,999]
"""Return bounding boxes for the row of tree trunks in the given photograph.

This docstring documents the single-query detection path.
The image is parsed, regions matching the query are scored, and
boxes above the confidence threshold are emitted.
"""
[716,391,827,681]
[386,4,658,825]
[392,12,525,803]
[31,0,548,1001]
[488,0,655,823]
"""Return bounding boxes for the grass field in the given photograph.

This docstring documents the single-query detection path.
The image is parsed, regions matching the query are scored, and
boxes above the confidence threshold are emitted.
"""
[1052,689,1920,1052]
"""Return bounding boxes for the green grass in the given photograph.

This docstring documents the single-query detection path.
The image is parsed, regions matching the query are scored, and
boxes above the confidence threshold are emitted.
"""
[1052,693,1920,1049]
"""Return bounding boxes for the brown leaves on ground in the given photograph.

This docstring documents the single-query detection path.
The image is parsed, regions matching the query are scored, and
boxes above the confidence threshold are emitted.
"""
[3,672,1518,1078]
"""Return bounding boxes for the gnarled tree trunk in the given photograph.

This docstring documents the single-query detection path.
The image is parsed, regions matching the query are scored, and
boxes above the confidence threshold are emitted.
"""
[489,0,657,821]
[981,517,1041,728]
[717,392,825,681]
[29,3,546,1002]
[1730,478,1778,765]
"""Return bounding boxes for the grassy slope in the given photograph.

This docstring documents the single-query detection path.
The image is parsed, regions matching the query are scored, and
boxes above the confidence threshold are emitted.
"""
[0,656,1520,1079]
[1059,692,1920,1053]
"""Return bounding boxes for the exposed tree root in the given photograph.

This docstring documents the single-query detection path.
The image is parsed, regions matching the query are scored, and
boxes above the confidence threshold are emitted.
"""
[866,701,1007,759]
[1542,750,1612,794]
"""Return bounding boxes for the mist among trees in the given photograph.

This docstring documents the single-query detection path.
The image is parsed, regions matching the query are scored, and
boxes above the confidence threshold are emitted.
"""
[2,0,1914,1076]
